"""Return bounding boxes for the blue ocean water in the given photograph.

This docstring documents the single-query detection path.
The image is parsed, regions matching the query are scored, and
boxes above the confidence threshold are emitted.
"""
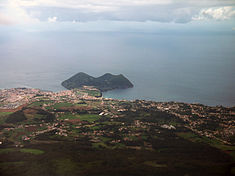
[0,31,234,106]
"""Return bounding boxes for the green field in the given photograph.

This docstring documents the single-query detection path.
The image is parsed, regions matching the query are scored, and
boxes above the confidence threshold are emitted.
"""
[0,148,44,155]
[177,132,235,160]
[20,148,45,155]
[92,142,109,149]
[29,100,55,107]
[0,148,17,154]
[51,102,74,109]
[85,90,101,97]
[0,112,13,124]
[0,112,13,117]
[59,113,100,122]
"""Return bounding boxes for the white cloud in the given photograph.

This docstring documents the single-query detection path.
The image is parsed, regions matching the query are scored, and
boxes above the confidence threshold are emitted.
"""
[193,6,235,21]
[11,0,173,8]
[10,0,235,10]
[0,13,13,25]
[0,0,40,24]
[48,16,57,23]
[0,0,235,24]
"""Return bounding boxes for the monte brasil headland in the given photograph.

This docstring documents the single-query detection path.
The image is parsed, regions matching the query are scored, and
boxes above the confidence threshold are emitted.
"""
[62,72,134,92]
[0,86,234,176]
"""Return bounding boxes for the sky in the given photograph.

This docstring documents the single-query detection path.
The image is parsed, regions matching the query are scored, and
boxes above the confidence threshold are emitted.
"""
[0,0,235,33]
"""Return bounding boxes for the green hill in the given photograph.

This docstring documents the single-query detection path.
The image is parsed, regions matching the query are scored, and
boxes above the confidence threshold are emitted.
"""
[61,72,134,91]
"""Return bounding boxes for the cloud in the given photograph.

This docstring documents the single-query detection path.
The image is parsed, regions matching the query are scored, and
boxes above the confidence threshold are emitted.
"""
[0,0,40,25]
[193,6,235,20]
[0,0,235,24]
[48,16,57,23]
[0,13,13,25]
[10,0,173,9]
[9,0,235,9]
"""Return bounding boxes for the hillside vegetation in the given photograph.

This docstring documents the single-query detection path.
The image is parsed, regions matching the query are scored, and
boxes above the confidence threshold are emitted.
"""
[61,72,133,91]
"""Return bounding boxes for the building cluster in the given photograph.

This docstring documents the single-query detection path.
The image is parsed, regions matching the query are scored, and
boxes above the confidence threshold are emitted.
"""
[0,87,234,148]
[0,87,101,110]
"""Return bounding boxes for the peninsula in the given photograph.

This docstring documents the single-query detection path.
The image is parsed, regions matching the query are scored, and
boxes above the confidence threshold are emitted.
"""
[61,72,133,91]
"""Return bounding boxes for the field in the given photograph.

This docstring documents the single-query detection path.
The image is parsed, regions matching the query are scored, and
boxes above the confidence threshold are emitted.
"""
[0,112,13,124]
[0,112,13,117]
[0,97,234,176]
[58,113,100,122]
[177,132,235,161]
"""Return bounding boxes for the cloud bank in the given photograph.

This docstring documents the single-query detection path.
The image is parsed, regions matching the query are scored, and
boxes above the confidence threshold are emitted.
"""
[0,0,234,25]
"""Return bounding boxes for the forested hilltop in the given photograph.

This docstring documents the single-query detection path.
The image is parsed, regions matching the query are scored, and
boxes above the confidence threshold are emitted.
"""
[62,72,133,91]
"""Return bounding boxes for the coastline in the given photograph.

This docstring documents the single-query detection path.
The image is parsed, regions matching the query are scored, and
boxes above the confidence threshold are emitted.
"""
[0,87,234,108]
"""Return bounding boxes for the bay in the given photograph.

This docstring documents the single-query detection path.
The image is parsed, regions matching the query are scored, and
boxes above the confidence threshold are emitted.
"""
[0,31,234,106]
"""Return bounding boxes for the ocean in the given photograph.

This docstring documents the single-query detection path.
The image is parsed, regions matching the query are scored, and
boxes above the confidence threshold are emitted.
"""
[0,31,234,106]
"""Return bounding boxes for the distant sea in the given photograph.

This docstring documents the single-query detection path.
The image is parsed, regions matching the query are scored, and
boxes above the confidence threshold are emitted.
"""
[0,31,234,107]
